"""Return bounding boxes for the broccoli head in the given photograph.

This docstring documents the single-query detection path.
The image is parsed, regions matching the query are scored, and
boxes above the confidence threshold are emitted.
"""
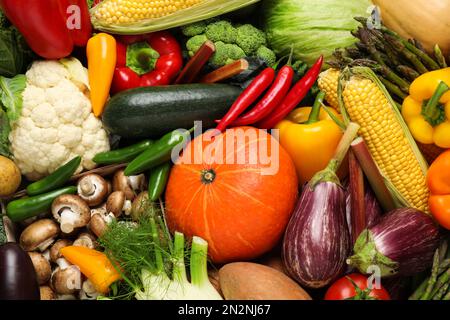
[205,20,237,44]
[236,24,267,55]
[186,34,208,57]
[181,20,208,37]
[210,42,246,67]
[256,46,277,67]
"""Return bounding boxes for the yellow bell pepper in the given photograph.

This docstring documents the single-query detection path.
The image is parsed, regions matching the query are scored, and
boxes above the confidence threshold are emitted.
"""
[60,246,121,294]
[402,68,450,148]
[275,92,343,185]
[87,33,117,118]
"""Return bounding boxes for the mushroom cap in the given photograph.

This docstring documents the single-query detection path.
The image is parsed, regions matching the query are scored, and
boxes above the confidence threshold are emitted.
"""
[73,232,97,249]
[112,170,146,201]
[89,213,108,238]
[28,252,52,285]
[131,192,151,221]
[77,174,109,207]
[20,219,60,251]
[40,286,56,300]
[52,194,91,234]
[106,191,126,217]
[50,239,73,263]
[51,265,82,295]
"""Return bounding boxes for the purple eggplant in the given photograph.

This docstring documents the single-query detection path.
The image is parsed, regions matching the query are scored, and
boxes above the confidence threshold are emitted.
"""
[282,122,360,289]
[0,242,40,300]
[282,181,351,288]
[347,208,441,278]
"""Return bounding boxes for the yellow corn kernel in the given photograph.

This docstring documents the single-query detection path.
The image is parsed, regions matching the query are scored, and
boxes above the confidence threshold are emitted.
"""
[318,68,340,110]
[94,0,204,25]
[342,74,429,212]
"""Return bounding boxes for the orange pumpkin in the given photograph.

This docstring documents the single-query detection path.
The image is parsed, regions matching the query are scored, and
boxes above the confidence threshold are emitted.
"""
[165,127,298,263]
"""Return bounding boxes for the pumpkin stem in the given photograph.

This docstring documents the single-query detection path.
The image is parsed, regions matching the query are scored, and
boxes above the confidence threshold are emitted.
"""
[201,169,216,184]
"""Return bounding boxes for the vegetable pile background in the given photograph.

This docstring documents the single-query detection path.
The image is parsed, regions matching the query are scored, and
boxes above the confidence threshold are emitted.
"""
[1,0,450,301]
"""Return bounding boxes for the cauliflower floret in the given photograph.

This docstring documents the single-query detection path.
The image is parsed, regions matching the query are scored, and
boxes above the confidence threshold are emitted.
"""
[9,59,110,181]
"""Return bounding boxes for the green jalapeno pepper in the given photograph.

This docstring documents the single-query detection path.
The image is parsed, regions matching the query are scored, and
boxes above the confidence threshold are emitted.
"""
[7,186,77,222]
[148,162,171,202]
[93,140,154,165]
[124,128,192,176]
[26,156,81,196]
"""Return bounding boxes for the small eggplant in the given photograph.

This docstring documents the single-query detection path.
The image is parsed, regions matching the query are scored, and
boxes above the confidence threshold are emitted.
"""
[347,208,441,278]
[282,123,360,289]
[283,181,351,288]
[0,242,40,300]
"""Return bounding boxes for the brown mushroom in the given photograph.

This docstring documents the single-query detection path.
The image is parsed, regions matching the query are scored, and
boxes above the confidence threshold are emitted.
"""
[40,286,56,300]
[113,170,146,200]
[52,194,91,234]
[50,239,73,263]
[73,232,97,249]
[20,219,60,252]
[106,191,132,217]
[89,211,115,238]
[28,252,52,285]
[77,174,109,207]
[131,191,152,221]
[79,279,100,300]
[51,259,82,295]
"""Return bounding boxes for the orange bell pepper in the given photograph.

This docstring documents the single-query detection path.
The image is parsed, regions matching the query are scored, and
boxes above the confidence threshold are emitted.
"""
[60,246,121,294]
[275,91,343,185]
[87,33,117,117]
[427,149,450,230]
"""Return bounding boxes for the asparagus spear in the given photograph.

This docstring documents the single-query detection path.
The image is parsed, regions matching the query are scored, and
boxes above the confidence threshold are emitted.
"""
[434,45,448,68]
[432,282,449,300]
[384,34,429,74]
[429,267,450,298]
[420,250,441,300]
[379,77,408,100]
[397,65,420,82]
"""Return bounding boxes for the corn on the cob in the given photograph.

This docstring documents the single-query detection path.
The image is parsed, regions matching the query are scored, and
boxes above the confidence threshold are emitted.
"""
[318,68,340,110]
[91,0,260,35]
[93,0,203,25]
[335,67,429,212]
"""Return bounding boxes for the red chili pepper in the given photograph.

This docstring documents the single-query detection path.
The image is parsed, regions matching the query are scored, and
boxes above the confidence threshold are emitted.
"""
[0,0,92,59]
[257,55,324,129]
[215,67,276,132]
[111,31,183,94]
[231,65,294,126]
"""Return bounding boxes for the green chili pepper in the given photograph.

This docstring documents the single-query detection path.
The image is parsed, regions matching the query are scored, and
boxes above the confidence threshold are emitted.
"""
[7,186,77,222]
[93,140,154,165]
[148,162,171,201]
[26,156,81,196]
[124,128,192,176]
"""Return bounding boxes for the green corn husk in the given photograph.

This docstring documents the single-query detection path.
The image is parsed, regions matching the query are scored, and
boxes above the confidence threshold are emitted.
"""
[91,0,261,35]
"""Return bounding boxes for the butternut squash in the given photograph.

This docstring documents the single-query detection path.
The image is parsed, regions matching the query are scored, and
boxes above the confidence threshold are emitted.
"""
[373,0,450,57]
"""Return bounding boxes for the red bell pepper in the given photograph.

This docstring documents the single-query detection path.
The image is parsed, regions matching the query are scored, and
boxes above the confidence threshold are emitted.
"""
[111,32,183,94]
[0,0,92,59]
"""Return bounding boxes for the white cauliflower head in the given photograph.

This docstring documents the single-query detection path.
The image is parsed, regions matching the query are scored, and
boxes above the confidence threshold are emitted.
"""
[9,59,110,181]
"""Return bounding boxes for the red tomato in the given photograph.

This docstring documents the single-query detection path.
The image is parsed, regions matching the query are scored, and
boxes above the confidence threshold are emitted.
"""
[324,273,391,300]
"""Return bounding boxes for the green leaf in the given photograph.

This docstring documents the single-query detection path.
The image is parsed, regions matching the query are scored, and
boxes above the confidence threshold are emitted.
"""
[0,107,11,157]
[0,29,21,77]
[0,74,26,121]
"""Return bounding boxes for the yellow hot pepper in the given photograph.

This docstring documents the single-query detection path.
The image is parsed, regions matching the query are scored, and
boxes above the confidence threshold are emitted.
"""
[60,246,121,294]
[87,33,117,118]
[402,68,450,148]
[275,92,343,185]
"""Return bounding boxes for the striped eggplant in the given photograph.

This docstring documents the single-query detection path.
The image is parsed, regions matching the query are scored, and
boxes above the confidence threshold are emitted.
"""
[347,208,441,277]
[282,180,351,289]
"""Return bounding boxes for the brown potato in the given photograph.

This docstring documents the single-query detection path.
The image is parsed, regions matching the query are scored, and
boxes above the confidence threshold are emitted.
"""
[219,262,312,300]
[0,156,21,197]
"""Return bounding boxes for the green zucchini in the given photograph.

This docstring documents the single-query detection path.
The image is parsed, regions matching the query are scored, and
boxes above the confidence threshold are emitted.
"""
[102,84,242,139]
